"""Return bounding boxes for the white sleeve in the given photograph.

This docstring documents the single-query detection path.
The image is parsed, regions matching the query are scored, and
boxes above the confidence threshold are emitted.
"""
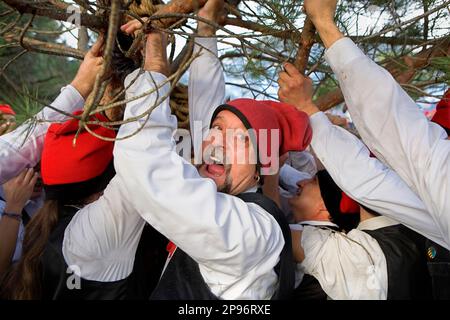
[300,226,387,300]
[279,164,313,194]
[0,85,84,184]
[189,37,226,162]
[62,70,154,282]
[63,175,146,281]
[324,37,450,236]
[310,112,448,249]
[113,69,283,281]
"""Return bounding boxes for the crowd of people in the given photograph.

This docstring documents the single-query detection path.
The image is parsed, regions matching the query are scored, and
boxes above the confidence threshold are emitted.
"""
[0,0,449,300]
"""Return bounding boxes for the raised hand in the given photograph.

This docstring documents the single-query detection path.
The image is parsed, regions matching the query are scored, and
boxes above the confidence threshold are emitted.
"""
[71,35,105,99]
[3,168,38,214]
[121,19,168,75]
[198,0,226,36]
[303,0,343,48]
[278,63,319,116]
[303,0,338,25]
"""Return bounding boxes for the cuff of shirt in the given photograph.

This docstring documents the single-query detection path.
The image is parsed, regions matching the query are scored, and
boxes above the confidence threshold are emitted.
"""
[310,111,332,138]
[38,84,85,121]
[194,37,218,57]
[309,111,333,162]
[124,69,172,121]
[324,37,366,76]
[61,85,85,110]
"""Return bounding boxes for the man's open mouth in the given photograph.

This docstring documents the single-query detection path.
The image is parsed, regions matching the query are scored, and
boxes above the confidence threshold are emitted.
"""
[206,155,226,177]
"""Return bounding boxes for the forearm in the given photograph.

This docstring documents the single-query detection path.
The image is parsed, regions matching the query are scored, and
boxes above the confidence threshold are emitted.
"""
[189,37,225,161]
[0,215,21,276]
[312,20,344,49]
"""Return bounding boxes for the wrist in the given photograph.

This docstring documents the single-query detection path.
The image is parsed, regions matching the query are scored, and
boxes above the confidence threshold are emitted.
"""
[144,61,169,76]
[4,204,23,215]
[198,24,216,37]
[71,78,92,100]
[313,21,344,48]
[297,102,320,117]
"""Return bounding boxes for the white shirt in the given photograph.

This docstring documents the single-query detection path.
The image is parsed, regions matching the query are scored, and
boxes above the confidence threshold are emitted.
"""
[63,38,284,300]
[310,112,448,249]
[0,85,85,184]
[324,37,450,248]
[297,216,397,300]
[0,85,82,263]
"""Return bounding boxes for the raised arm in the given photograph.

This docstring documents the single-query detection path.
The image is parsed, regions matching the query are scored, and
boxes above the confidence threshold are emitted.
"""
[189,0,226,161]
[278,62,448,249]
[108,30,283,292]
[304,0,450,225]
[0,38,105,184]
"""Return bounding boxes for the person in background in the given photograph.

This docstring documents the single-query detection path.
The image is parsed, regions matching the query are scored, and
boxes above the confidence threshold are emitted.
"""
[297,0,450,249]
[288,171,432,300]
[0,168,39,278]
[0,104,16,136]
[59,0,310,300]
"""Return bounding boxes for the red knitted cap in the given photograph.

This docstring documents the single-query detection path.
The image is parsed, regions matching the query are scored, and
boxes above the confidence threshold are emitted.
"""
[0,104,15,116]
[431,89,450,133]
[211,99,312,173]
[41,110,116,186]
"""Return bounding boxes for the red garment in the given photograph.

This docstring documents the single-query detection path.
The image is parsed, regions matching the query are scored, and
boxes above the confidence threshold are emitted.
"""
[340,192,360,214]
[0,104,15,116]
[41,110,116,185]
[431,89,450,132]
[212,99,312,171]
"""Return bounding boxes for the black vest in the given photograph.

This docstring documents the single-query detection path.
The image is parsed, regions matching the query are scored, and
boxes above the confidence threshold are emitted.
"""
[363,224,433,300]
[40,205,168,300]
[150,192,295,300]
[425,239,450,300]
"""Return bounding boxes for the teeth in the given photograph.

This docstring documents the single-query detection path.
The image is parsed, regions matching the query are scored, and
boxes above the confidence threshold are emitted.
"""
[210,155,223,165]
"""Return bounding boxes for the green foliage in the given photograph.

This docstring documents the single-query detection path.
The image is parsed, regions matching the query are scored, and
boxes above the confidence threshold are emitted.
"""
[0,2,79,122]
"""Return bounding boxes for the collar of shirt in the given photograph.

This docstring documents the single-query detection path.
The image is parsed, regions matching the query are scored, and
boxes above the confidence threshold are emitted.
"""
[242,185,259,193]
[357,216,399,231]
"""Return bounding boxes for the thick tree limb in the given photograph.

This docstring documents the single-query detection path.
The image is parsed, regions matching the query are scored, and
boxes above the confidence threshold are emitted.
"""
[3,33,86,59]
[294,17,316,74]
[2,0,106,29]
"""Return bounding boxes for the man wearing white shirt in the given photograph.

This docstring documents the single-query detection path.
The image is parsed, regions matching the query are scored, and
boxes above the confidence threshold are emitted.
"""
[278,0,449,299]
[287,170,431,300]
[299,0,450,247]
[56,0,313,300]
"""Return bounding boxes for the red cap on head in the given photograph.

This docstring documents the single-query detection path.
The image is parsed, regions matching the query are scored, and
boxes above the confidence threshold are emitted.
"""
[431,89,450,133]
[0,104,15,116]
[41,110,116,186]
[211,99,312,173]
[340,192,360,214]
